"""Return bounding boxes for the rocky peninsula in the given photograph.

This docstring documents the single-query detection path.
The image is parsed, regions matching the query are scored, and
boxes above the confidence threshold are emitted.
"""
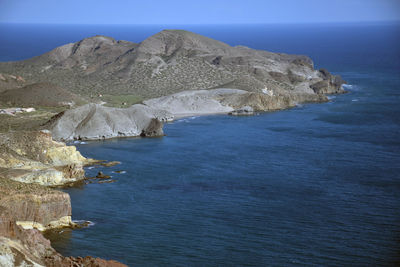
[0,29,345,265]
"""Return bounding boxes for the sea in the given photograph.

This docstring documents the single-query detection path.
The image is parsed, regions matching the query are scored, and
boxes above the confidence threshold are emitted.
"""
[1,22,399,266]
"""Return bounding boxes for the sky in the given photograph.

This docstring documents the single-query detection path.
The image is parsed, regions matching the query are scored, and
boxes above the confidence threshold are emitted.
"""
[0,0,399,24]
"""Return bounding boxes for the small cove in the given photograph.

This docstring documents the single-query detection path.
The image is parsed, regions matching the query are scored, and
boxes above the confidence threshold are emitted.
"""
[49,75,400,265]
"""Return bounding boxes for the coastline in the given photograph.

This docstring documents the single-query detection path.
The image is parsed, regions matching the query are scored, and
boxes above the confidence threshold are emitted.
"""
[0,28,346,265]
[0,86,344,265]
[0,131,127,266]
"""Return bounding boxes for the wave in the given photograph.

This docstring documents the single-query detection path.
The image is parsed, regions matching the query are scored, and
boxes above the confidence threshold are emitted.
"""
[176,119,190,123]
[295,103,304,108]
[343,84,362,92]
[113,170,126,174]
[72,140,87,145]
[176,116,200,123]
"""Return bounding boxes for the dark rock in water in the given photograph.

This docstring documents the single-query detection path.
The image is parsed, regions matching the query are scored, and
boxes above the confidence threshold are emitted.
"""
[71,220,92,229]
[140,118,164,137]
[229,106,254,116]
[98,179,116,184]
[310,68,347,94]
[96,172,110,179]
[100,161,121,167]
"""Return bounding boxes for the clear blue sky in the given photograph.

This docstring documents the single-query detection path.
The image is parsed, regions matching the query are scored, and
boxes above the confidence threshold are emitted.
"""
[1,0,399,24]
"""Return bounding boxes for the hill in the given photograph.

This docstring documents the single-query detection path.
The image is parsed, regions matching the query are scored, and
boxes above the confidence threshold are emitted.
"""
[0,82,84,107]
[0,30,345,100]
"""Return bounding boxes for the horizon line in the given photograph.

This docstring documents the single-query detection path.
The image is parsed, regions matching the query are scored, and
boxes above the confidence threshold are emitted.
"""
[1,20,399,26]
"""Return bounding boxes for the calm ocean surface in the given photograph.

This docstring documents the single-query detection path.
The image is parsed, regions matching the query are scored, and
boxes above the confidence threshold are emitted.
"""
[1,23,400,266]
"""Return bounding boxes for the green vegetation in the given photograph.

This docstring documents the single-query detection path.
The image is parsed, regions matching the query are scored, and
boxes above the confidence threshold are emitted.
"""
[102,94,142,108]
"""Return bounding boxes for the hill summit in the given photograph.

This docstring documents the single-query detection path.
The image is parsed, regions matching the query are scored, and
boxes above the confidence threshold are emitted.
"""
[0,30,344,99]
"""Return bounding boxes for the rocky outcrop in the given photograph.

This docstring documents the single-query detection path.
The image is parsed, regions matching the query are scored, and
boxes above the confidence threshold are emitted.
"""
[143,88,247,118]
[0,30,345,100]
[0,179,70,266]
[144,88,327,117]
[0,178,127,266]
[0,132,126,266]
[310,68,347,94]
[44,103,168,141]
[0,179,73,235]
[229,106,254,116]
[0,233,127,266]
[44,87,331,141]
[0,130,94,185]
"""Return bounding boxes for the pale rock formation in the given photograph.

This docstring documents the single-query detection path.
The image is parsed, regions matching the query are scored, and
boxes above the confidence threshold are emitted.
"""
[143,88,247,118]
[0,131,94,185]
[44,103,169,141]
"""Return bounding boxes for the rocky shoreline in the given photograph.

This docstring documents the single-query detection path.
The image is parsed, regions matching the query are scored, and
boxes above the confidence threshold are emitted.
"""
[0,29,346,266]
[43,86,341,142]
[0,131,127,266]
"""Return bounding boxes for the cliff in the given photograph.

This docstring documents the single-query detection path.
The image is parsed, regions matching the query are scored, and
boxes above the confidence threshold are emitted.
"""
[0,178,126,266]
[0,131,127,266]
[43,103,168,141]
[0,130,95,185]
[44,88,328,141]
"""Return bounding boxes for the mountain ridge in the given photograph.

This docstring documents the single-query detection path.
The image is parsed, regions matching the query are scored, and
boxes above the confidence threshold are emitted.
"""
[0,29,344,100]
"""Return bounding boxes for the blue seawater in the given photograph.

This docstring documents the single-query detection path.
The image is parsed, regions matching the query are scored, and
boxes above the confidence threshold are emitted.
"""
[1,23,399,266]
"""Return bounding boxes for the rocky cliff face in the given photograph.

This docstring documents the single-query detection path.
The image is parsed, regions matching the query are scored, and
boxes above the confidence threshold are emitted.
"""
[44,103,168,141]
[44,87,331,141]
[0,179,73,236]
[144,88,328,118]
[0,132,127,266]
[0,178,126,266]
[0,130,94,185]
[0,30,345,99]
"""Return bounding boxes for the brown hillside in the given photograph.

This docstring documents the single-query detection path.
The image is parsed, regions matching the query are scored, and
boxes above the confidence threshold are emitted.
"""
[0,82,84,107]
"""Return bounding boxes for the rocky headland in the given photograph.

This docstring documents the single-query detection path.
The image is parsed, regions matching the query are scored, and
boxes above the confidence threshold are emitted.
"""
[0,29,345,265]
[0,130,96,186]
[0,131,127,266]
[0,29,345,140]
